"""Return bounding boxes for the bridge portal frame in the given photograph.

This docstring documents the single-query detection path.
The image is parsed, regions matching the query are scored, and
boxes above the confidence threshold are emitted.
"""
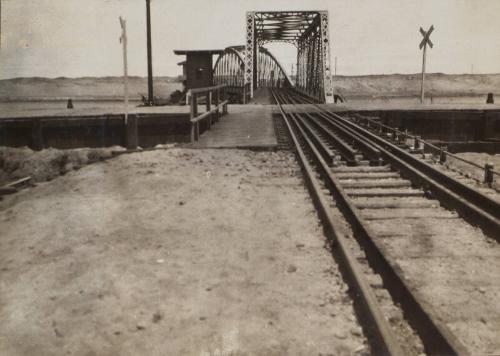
[245,11,333,103]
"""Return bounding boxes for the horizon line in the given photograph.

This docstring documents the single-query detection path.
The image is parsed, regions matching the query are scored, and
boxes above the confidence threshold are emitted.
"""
[2,72,500,81]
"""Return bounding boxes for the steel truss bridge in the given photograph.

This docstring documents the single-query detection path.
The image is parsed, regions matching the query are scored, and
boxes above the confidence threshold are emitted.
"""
[213,46,292,103]
[213,11,334,103]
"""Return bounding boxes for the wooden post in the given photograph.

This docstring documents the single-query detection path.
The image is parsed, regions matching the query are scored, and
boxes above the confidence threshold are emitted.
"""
[145,0,154,105]
[484,163,494,186]
[215,88,220,122]
[190,92,197,142]
[120,17,136,149]
[120,17,129,125]
[439,146,447,164]
[420,42,427,104]
[193,93,198,117]
[206,91,211,129]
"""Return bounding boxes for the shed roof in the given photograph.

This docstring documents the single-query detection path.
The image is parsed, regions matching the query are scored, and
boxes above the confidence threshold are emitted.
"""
[174,49,224,55]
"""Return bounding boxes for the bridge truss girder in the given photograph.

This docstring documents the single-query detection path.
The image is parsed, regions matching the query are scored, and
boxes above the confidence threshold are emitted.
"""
[245,11,333,103]
[214,46,291,103]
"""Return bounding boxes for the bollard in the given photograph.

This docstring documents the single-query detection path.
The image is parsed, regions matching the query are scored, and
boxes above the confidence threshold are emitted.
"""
[484,163,494,186]
[413,136,420,150]
[439,146,447,164]
[214,88,220,122]
[393,130,399,142]
[399,129,407,144]
[418,137,425,151]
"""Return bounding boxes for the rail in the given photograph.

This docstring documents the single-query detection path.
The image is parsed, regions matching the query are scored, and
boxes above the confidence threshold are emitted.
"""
[351,113,500,187]
[283,91,499,185]
[271,89,405,355]
[272,88,475,354]
[188,84,229,142]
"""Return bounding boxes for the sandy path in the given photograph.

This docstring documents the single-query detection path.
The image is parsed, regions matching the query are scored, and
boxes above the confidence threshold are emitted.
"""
[0,148,366,355]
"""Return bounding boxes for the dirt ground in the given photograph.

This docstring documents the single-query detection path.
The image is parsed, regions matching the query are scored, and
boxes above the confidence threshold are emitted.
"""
[451,152,500,188]
[0,146,125,186]
[0,148,367,356]
[424,152,500,201]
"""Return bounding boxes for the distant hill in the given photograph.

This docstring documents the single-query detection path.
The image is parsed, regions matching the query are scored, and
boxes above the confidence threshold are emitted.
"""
[332,73,500,97]
[0,76,182,101]
[0,74,499,101]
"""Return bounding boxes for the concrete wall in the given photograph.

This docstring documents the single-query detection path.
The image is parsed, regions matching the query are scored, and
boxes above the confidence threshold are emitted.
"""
[0,114,193,150]
[351,109,500,141]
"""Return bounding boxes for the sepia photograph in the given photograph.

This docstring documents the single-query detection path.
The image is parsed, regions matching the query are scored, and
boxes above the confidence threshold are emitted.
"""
[0,0,499,355]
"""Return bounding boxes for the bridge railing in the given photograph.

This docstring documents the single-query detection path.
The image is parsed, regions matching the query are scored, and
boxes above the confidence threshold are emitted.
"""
[188,84,229,142]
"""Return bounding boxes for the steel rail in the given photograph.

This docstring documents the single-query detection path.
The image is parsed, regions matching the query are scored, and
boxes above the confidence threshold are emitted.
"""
[307,114,358,164]
[293,113,338,165]
[274,88,472,355]
[324,110,500,238]
[313,110,383,164]
[284,89,500,238]
[271,89,405,356]
[280,92,358,164]
[282,93,359,164]
[284,93,382,164]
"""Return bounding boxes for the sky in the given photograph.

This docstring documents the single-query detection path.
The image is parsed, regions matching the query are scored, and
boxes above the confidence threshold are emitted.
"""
[1,0,500,79]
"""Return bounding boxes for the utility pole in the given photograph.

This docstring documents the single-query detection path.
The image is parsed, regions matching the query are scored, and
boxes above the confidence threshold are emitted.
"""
[120,16,137,149]
[119,17,129,123]
[419,25,434,104]
[335,56,337,76]
[146,0,154,105]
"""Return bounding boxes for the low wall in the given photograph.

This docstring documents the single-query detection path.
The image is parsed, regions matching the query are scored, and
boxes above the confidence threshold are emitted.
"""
[0,113,200,150]
[343,109,500,141]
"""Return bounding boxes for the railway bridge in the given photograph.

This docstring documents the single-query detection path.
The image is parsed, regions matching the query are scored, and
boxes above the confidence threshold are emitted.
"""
[1,7,500,356]
[181,11,334,104]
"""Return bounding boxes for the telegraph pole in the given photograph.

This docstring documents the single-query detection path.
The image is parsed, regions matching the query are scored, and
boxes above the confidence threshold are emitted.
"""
[419,25,434,104]
[119,17,129,123]
[146,0,154,105]
[120,16,137,149]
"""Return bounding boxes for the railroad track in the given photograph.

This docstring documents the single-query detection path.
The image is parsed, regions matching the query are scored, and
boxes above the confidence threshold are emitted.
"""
[271,88,500,355]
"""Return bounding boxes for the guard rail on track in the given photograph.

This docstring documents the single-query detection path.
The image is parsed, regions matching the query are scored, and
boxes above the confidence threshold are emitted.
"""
[351,113,499,186]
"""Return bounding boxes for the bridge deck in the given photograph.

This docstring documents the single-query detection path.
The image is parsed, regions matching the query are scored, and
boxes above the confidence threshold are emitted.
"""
[189,104,277,150]
[248,87,275,105]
